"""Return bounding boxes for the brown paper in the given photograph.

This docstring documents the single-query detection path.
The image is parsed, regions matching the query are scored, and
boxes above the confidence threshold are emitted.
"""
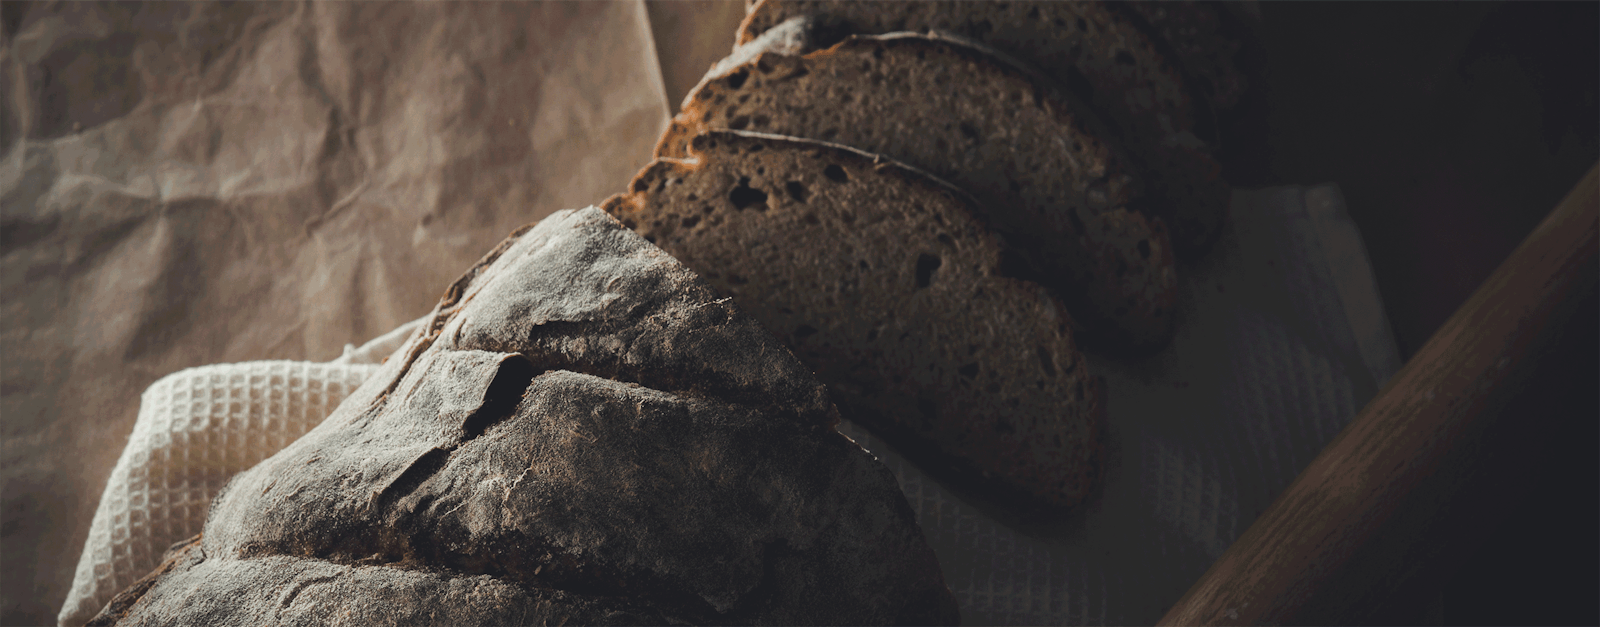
[0,2,669,623]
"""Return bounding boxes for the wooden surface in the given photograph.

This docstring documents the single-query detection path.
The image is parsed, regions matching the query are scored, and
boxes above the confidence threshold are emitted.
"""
[1158,162,1599,626]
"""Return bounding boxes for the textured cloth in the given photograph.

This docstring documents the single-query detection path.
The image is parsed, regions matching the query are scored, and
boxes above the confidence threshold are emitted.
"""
[61,185,1397,626]
[57,320,422,626]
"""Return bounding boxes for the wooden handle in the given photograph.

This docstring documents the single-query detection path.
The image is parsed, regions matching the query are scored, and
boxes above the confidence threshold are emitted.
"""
[1158,163,1599,626]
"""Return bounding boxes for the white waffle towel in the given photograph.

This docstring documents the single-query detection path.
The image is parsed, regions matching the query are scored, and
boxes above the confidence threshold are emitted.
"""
[57,319,425,626]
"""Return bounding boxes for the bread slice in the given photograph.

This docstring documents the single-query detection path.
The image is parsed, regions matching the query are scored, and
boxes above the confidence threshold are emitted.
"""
[1119,0,1249,113]
[603,130,1105,512]
[92,207,959,626]
[737,0,1231,259]
[659,25,1177,354]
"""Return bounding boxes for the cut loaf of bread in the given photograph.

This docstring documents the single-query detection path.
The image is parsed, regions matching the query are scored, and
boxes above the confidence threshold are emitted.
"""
[737,0,1231,259]
[659,24,1177,354]
[91,207,959,626]
[604,130,1105,512]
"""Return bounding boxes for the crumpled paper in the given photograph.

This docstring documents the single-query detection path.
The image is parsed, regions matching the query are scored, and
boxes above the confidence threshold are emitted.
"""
[1,2,669,624]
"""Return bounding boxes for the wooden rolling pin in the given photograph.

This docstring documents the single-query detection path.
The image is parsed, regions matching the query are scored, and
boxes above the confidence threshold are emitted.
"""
[1158,162,1599,626]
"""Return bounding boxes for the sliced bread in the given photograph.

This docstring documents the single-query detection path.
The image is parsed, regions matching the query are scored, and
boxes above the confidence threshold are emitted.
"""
[737,0,1231,259]
[659,25,1177,354]
[604,130,1105,512]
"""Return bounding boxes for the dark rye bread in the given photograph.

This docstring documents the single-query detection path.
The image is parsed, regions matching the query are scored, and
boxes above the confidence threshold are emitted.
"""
[1118,0,1250,113]
[737,0,1232,259]
[603,130,1105,512]
[659,25,1177,354]
[90,207,958,626]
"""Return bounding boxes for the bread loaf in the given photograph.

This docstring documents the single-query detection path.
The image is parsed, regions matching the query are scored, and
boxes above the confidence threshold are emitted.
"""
[737,0,1231,259]
[660,21,1177,354]
[90,207,959,626]
[604,130,1105,512]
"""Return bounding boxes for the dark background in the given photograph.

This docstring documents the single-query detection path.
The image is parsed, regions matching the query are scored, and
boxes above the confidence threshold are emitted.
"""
[1219,3,1595,624]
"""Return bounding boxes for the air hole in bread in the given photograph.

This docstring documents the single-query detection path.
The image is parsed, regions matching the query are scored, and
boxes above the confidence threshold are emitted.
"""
[1115,51,1136,66]
[1137,239,1151,260]
[1036,346,1057,378]
[1076,17,1088,31]
[729,177,768,210]
[957,363,979,379]
[958,122,980,140]
[785,181,808,203]
[1063,67,1095,104]
[823,164,848,183]
[937,234,955,248]
[726,70,749,89]
[794,325,819,340]
[914,253,941,289]
[728,116,751,130]
[681,216,700,229]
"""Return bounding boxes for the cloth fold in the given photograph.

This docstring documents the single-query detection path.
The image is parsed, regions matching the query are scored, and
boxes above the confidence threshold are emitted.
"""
[58,319,419,626]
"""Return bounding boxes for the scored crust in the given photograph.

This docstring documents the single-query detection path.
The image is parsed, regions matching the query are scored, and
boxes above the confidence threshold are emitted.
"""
[605,130,1106,512]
